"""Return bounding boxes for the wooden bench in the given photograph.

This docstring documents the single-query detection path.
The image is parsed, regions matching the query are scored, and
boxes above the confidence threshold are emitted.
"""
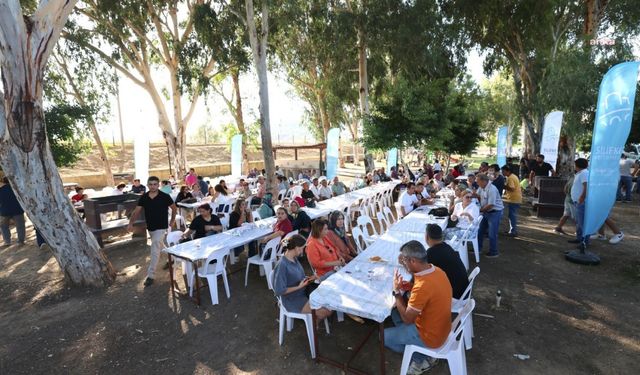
[532,177,567,218]
[84,194,146,247]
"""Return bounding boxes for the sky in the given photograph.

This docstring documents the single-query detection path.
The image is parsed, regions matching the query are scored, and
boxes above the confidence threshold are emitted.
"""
[103,50,488,145]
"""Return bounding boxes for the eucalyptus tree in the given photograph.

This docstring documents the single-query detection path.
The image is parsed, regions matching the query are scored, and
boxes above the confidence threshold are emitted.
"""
[0,0,116,286]
[67,0,233,178]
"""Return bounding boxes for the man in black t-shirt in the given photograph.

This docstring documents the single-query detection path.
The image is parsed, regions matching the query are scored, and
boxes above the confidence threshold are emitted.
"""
[128,176,177,287]
[425,224,469,299]
[529,154,555,182]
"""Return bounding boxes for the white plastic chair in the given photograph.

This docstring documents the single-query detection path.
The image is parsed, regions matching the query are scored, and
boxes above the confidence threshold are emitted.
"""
[277,189,287,203]
[342,206,351,232]
[269,271,330,358]
[277,230,299,258]
[461,215,483,263]
[252,210,262,221]
[245,236,281,289]
[165,231,191,281]
[448,235,470,271]
[399,300,475,375]
[351,226,367,254]
[376,211,391,234]
[356,215,380,245]
[383,206,395,225]
[452,267,480,350]
[190,250,230,305]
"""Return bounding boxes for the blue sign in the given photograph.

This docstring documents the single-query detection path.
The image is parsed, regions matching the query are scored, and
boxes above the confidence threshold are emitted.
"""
[584,62,640,236]
[387,148,398,175]
[326,128,340,180]
[231,134,243,177]
[496,126,508,167]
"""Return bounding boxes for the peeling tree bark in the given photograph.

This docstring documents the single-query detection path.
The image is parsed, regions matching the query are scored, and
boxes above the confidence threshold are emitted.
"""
[0,0,115,287]
[244,0,277,195]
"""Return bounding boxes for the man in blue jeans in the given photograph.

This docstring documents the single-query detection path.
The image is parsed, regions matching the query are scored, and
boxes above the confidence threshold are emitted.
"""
[617,154,635,202]
[385,241,452,375]
[568,158,589,250]
[0,177,26,247]
[476,173,504,258]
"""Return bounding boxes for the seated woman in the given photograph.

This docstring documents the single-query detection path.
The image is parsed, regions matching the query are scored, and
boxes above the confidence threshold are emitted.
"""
[181,204,222,240]
[306,219,345,280]
[191,183,205,200]
[444,189,480,240]
[258,207,292,257]
[289,200,311,238]
[228,199,256,256]
[219,179,229,193]
[273,235,333,319]
[257,193,276,219]
[211,184,232,213]
[325,211,357,262]
[175,186,193,203]
[280,198,295,223]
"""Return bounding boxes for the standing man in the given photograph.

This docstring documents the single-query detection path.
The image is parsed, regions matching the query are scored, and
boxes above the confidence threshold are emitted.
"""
[0,177,25,247]
[488,164,505,196]
[501,165,522,237]
[433,160,442,174]
[617,154,635,203]
[528,154,555,183]
[476,173,504,258]
[384,240,452,374]
[128,176,177,287]
[568,158,589,250]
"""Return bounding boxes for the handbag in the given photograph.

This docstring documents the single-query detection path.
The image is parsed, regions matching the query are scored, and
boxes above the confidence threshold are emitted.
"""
[428,207,449,217]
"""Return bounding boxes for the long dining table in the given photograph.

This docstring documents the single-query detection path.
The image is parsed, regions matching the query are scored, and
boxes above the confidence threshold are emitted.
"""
[162,181,399,305]
[309,203,449,375]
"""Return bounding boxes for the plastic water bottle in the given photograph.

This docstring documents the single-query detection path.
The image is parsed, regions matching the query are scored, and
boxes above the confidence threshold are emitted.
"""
[496,290,502,307]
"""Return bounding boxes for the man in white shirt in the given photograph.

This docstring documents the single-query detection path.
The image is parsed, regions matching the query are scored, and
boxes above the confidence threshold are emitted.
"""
[399,182,419,217]
[310,177,321,199]
[318,177,333,200]
[476,173,504,258]
[568,158,589,248]
[433,160,442,174]
[617,154,636,202]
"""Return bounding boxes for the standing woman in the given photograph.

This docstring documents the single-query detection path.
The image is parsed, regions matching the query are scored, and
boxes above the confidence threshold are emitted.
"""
[273,234,332,320]
[326,211,357,262]
[306,219,345,280]
[289,200,311,238]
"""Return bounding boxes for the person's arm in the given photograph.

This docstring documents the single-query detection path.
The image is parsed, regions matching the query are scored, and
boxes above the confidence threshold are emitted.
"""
[578,182,587,204]
[127,206,143,231]
[169,203,177,228]
[392,271,420,324]
[480,188,496,213]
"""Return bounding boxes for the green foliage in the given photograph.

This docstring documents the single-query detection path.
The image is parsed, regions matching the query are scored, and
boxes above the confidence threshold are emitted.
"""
[479,71,518,135]
[45,105,92,167]
[363,75,483,156]
[221,121,261,150]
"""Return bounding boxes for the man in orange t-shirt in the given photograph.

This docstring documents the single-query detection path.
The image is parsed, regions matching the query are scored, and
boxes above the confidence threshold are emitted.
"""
[384,240,452,374]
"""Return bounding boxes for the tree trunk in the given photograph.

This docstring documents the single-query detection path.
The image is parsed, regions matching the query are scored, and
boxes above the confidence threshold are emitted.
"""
[245,0,277,195]
[88,119,115,186]
[231,70,249,167]
[0,0,115,287]
[556,135,576,177]
[357,25,374,172]
[116,76,126,155]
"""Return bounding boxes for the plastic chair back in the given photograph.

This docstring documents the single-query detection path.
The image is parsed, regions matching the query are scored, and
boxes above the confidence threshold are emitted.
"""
[351,227,367,253]
[166,231,184,246]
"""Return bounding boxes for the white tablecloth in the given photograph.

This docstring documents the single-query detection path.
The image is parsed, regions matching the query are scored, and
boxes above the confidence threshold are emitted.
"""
[389,210,448,233]
[309,230,425,322]
[162,218,276,261]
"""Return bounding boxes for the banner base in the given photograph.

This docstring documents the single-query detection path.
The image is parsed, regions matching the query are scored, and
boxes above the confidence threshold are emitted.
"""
[564,250,601,266]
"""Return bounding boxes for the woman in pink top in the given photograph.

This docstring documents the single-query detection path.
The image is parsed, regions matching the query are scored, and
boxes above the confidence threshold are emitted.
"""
[185,168,197,186]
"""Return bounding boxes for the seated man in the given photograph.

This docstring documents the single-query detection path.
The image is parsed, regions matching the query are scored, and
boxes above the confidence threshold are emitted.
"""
[399,182,419,217]
[425,224,469,299]
[385,240,452,374]
[415,183,434,206]
[131,179,146,194]
[317,177,333,200]
[331,176,348,196]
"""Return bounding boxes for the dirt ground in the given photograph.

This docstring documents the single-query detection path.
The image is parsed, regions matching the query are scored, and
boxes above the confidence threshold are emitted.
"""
[1,197,638,374]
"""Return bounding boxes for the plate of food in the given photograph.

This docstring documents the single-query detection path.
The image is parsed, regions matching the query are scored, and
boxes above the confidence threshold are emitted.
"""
[369,256,387,263]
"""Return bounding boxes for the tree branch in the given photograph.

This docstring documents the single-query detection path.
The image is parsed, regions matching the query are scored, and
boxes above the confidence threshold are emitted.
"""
[146,0,173,66]
[63,32,146,88]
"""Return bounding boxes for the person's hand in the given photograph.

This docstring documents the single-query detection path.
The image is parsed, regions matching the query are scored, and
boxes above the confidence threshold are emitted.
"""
[393,269,403,291]
[578,196,585,204]
[451,214,458,221]
[338,257,346,266]
[298,277,312,288]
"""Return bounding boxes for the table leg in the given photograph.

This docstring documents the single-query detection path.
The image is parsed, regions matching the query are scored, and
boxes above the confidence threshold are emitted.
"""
[379,322,386,375]
[168,254,176,293]
[193,260,201,305]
